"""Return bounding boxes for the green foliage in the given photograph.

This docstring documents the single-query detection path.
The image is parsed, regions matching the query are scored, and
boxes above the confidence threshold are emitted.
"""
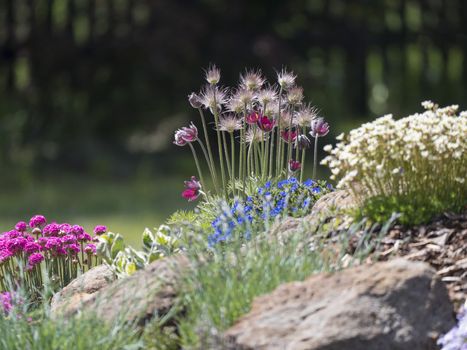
[96,226,182,278]
[0,303,141,350]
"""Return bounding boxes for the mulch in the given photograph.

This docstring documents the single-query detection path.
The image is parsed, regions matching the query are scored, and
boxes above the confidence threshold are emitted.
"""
[346,210,467,310]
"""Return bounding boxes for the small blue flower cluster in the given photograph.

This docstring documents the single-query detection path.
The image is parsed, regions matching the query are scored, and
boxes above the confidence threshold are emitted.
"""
[438,304,467,350]
[208,177,332,246]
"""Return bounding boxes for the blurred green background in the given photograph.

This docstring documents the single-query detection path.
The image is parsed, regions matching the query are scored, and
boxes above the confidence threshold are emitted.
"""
[0,0,466,245]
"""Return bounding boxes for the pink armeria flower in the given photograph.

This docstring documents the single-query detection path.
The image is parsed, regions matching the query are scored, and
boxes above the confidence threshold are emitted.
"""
[174,123,198,146]
[84,243,97,255]
[288,160,301,173]
[60,223,72,235]
[77,232,92,242]
[71,225,84,236]
[65,243,80,255]
[61,234,77,244]
[29,215,46,228]
[1,292,12,314]
[93,225,107,236]
[24,242,41,254]
[15,221,27,232]
[182,176,201,202]
[310,118,330,137]
[28,253,44,268]
[257,115,275,132]
[43,223,61,237]
[280,129,297,143]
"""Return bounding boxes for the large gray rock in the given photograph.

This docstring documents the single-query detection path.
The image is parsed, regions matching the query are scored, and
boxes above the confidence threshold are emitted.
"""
[52,255,189,326]
[224,259,455,350]
[51,264,115,315]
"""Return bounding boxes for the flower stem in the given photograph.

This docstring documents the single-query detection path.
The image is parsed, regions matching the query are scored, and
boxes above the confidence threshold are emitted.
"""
[230,132,236,195]
[198,108,219,193]
[188,143,206,188]
[313,136,319,179]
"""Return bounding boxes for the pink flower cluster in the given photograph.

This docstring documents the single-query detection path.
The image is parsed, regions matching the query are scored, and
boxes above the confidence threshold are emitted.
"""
[0,215,105,270]
[0,291,11,315]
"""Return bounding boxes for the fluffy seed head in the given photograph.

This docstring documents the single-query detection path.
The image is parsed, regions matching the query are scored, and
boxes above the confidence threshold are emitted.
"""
[257,87,278,107]
[218,114,243,133]
[277,68,296,90]
[205,64,220,85]
[240,70,265,91]
[287,86,304,105]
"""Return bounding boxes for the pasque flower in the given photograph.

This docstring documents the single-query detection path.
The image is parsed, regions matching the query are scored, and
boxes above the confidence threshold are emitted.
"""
[281,129,297,143]
[205,64,220,85]
[310,118,330,137]
[289,160,301,172]
[182,176,202,202]
[246,112,261,124]
[188,92,203,109]
[174,123,198,146]
[257,115,275,132]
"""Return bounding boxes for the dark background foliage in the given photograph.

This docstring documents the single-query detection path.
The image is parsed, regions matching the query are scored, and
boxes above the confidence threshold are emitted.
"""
[1,0,466,174]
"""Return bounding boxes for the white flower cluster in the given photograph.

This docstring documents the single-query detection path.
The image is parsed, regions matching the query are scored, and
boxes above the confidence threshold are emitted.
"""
[321,102,467,203]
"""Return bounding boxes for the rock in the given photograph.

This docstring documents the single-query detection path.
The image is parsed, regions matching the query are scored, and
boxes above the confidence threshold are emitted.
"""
[51,264,115,315]
[310,189,358,216]
[52,254,190,326]
[223,259,455,350]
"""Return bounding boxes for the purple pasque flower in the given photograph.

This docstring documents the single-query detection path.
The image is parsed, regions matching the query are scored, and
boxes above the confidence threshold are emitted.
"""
[174,123,198,146]
[1,292,12,314]
[15,221,27,232]
[257,115,275,132]
[29,215,47,228]
[93,225,107,236]
[295,134,311,150]
[309,118,330,137]
[84,243,97,255]
[28,253,44,268]
[188,92,203,109]
[245,112,261,125]
[288,160,301,173]
[280,129,298,143]
[182,176,202,202]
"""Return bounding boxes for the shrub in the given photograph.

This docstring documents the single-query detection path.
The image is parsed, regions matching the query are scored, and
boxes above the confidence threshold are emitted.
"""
[322,102,467,225]
[0,215,104,299]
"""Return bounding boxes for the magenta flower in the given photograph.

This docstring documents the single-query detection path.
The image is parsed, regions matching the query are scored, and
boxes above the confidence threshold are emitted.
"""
[0,250,13,263]
[29,215,46,228]
[84,243,97,255]
[245,112,261,124]
[65,243,80,255]
[7,237,28,254]
[93,225,107,236]
[288,160,301,172]
[182,176,202,202]
[28,253,44,268]
[61,234,77,244]
[257,115,275,132]
[44,237,62,251]
[71,225,84,236]
[174,123,198,146]
[60,223,72,235]
[15,221,27,232]
[310,118,330,137]
[24,242,41,254]
[43,223,61,237]
[1,292,12,314]
[280,129,298,143]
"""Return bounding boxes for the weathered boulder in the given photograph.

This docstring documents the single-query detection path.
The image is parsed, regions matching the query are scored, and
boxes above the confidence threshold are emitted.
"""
[52,254,190,326]
[224,259,455,350]
[310,189,357,216]
[51,264,115,315]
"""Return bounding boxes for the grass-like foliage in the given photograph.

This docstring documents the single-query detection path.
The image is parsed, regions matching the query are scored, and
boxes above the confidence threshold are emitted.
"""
[322,102,467,225]
[0,290,141,350]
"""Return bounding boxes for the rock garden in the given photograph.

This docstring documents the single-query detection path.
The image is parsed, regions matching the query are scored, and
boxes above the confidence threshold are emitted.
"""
[1,67,466,350]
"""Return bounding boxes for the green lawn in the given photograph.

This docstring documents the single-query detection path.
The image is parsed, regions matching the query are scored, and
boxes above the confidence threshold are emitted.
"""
[0,175,192,248]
